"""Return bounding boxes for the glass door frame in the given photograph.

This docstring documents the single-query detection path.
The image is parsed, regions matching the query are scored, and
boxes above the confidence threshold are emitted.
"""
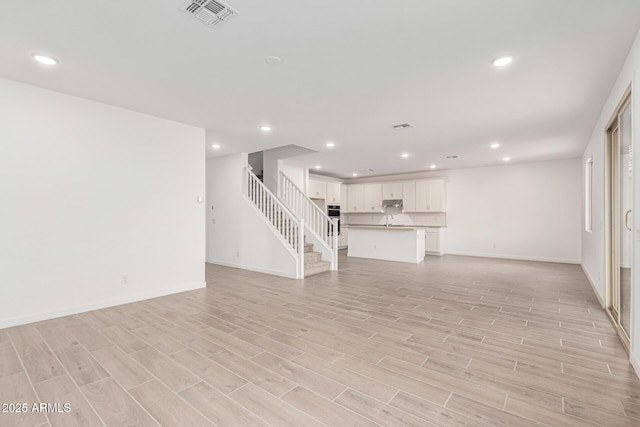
[605,88,632,350]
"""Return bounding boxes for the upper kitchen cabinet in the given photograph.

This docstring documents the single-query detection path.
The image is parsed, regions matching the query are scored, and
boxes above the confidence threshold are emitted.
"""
[428,179,446,212]
[402,182,416,212]
[363,183,383,212]
[415,179,446,212]
[344,178,445,213]
[326,182,341,204]
[382,182,403,199]
[308,179,327,199]
[347,184,365,212]
[340,184,348,207]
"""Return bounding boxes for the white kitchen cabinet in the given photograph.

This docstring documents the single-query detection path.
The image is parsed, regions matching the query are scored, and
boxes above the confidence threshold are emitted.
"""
[415,181,429,211]
[363,183,383,212]
[425,227,445,256]
[402,182,416,212]
[415,179,446,212]
[382,182,403,199]
[308,179,327,199]
[347,184,365,212]
[340,184,348,208]
[346,178,444,213]
[326,182,341,204]
[428,179,446,212]
[339,228,348,248]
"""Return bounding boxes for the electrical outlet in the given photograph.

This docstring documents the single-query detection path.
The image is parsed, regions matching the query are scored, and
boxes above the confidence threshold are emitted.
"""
[120,275,128,285]
[212,219,216,224]
[236,251,240,257]
[492,243,497,249]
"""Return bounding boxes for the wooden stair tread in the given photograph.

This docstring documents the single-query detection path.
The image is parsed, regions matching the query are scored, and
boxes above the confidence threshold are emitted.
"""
[304,260,331,277]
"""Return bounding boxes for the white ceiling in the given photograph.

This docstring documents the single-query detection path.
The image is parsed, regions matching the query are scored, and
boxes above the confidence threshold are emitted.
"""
[1,0,639,178]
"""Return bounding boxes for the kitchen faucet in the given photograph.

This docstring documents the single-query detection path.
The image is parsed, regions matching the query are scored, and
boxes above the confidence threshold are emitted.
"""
[385,213,394,228]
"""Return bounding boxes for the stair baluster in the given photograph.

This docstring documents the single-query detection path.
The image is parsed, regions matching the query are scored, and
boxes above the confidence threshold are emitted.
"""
[244,167,304,277]
[278,172,338,271]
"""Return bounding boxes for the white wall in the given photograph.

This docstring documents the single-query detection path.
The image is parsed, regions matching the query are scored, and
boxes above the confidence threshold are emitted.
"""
[206,153,298,278]
[279,162,308,192]
[308,173,344,183]
[581,29,640,372]
[349,158,582,263]
[248,151,264,175]
[262,145,315,193]
[445,159,581,263]
[0,78,206,328]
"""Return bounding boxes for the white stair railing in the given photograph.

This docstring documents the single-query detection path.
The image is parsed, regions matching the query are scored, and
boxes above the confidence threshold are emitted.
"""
[244,167,305,278]
[278,172,338,270]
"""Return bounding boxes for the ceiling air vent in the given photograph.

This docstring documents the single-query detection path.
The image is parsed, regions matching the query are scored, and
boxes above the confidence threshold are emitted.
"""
[182,0,238,28]
[392,123,413,130]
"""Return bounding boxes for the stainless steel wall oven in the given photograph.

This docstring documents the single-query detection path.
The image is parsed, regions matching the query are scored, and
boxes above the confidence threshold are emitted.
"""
[327,204,340,235]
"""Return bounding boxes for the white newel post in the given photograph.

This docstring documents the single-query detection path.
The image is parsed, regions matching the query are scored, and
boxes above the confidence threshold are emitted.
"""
[298,218,305,279]
[331,218,339,271]
[277,173,281,199]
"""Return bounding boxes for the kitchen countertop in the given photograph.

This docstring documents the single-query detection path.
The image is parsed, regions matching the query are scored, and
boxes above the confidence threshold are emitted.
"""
[343,225,442,230]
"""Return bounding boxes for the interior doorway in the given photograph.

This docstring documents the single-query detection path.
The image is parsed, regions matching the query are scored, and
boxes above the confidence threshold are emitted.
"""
[606,90,632,349]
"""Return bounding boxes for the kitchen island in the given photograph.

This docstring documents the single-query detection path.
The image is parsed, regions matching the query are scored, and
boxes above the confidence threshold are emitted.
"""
[346,226,425,263]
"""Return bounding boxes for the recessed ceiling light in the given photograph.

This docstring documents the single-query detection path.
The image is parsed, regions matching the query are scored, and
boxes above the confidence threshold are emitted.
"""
[326,142,335,148]
[503,156,511,162]
[430,164,437,169]
[212,144,221,149]
[401,153,410,158]
[260,126,271,132]
[492,55,514,67]
[490,142,500,149]
[352,173,358,177]
[265,56,281,65]
[315,165,321,169]
[32,53,58,65]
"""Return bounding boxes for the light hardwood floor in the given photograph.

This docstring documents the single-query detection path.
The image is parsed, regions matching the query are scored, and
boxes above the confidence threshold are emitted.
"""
[2,251,640,426]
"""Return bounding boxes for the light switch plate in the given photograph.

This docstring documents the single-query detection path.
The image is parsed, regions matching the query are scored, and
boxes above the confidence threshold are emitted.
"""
[197,195,204,203]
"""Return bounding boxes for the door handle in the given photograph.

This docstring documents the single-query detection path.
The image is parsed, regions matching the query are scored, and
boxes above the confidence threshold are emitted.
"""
[625,209,632,231]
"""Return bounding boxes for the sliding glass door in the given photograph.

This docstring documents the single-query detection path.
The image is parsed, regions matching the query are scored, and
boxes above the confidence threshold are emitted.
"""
[608,94,632,345]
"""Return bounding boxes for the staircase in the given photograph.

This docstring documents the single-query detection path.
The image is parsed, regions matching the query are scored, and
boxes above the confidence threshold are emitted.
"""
[304,242,331,277]
[278,172,338,273]
[245,167,305,278]
[243,166,335,279]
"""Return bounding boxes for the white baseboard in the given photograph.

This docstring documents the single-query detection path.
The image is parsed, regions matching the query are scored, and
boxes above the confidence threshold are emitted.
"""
[630,351,640,380]
[581,264,605,308]
[207,259,298,279]
[444,250,580,264]
[0,282,206,329]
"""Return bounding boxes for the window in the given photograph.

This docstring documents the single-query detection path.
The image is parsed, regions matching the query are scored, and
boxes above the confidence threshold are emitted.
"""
[585,157,593,232]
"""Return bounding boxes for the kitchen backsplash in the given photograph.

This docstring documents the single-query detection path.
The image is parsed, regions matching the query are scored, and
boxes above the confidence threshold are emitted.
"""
[343,209,446,227]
